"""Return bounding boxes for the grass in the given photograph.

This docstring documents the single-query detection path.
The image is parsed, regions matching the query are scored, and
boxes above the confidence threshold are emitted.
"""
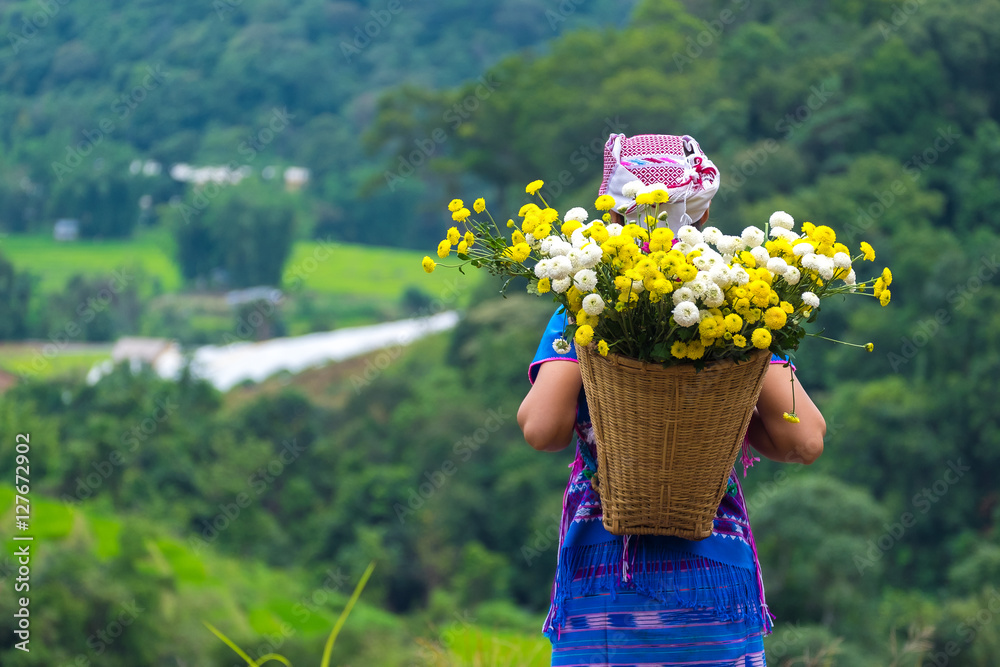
[0,343,112,380]
[3,228,482,302]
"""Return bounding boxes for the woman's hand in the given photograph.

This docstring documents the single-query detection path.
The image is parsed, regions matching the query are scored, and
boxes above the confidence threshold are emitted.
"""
[517,360,582,452]
[748,363,826,464]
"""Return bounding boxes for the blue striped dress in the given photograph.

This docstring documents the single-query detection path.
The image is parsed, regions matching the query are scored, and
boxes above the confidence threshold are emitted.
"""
[529,308,777,666]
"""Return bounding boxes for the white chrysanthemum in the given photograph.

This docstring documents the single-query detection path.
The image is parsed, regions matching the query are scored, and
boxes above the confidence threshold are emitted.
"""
[769,210,795,230]
[534,258,552,279]
[566,249,583,271]
[525,233,540,250]
[581,243,604,267]
[564,207,588,222]
[844,268,857,285]
[703,284,725,308]
[678,225,703,246]
[606,223,624,237]
[793,242,815,256]
[674,241,693,255]
[582,293,605,316]
[833,252,852,269]
[716,235,742,256]
[783,266,801,285]
[552,337,571,354]
[571,227,588,248]
[657,210,669,221]
[631,279,645,294]
[539,236,555,255]
[708,265,731,287]
[646,181,669,192]
[801,253,821,271]
[766,257,788,275]
[702,226,723,245]
[730,265,750,285]
[686,275,711,298]
[741,226,766,248]
[551,276,572,293]
[769,226,797,241]
[548,238,572,257]
[817,256,835,281]
[672,286,695,305]
[621,180,645,199]
[672,301,701,327]
[573,269,598,291]
[801,291,820,308]
[548,255,573,279]
[750,247,770,267]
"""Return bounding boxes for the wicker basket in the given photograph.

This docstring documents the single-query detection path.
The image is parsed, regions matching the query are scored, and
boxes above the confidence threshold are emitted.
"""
[577,345,772,540]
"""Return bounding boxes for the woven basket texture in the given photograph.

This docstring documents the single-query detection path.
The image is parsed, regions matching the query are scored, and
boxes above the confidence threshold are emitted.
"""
[577,345,772,539]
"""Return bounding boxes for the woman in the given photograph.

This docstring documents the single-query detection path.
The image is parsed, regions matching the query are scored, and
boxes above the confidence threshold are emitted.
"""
[518,133,826,666]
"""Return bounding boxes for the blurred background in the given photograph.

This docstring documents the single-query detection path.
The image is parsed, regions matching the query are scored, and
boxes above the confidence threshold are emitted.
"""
[1,0,999,664]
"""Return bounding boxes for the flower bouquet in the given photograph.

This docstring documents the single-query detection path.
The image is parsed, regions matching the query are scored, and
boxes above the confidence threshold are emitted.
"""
[423,179,892,537]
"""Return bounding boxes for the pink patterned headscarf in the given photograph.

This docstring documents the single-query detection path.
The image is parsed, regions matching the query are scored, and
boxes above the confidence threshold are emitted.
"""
[599,133,721,232]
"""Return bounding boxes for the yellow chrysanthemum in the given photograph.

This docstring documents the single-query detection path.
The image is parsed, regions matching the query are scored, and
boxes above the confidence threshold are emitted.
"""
[874,277,885,298]
[882,267,892,286]
[764,306,787,330]
[650,189,669,204]
[437,240,451,258]
[464,231,474,247]
[526,180,544,195]
[506,242,531,263]
[511,230,525,245]
[685,339,705,360]
[865,342,874,352]
[506,219,515,228]
[780,300,794,314]
[519,203,539,217]
[574,324,594,346]
[801,222,816,236]
[594,194,616,211]
[671,341,688,359]
[473,197,486,213]
[860,241,875,261]
[699,317,724,339]
[810,225,836,245]
[783,412,800,424]
[597,340,609,357]
[421,256,436,273]
[534,222,552,238]
[448,198,464,213]
[635,192,655,206]
[733,334,747,348]
[724,313,743,334]
[537,277,551,294]
[879,289,891,306]
[452,207,471,222]
[751,328,772,349]
[457,240,468,254]
[562,220,583,235]
[447,226,460,244]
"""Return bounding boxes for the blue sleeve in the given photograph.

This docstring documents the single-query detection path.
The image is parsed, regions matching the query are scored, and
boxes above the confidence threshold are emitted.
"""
[527,306,578,385]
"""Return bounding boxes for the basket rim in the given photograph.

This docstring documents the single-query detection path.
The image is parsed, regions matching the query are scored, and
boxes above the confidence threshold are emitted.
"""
[580,344,772,374]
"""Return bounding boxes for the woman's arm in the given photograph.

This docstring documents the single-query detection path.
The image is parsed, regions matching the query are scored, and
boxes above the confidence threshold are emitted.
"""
[747,363,826,464]
[517,360,582,452]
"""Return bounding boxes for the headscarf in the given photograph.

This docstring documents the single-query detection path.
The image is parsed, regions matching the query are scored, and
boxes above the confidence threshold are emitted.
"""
[599,133,721,232]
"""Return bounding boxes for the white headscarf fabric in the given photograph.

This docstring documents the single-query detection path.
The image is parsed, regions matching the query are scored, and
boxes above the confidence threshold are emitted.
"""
[599,133,721,233]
